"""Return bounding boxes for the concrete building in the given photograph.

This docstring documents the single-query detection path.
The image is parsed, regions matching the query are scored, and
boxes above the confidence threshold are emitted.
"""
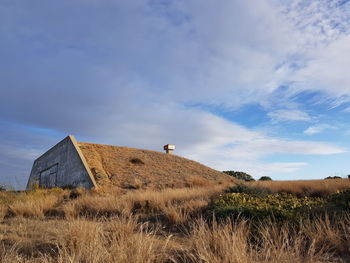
[27,136,178,189]
[27,136,229,190]
[26,136,97,189]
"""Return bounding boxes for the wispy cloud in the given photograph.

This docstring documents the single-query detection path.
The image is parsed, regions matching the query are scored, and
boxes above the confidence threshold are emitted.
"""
[304,124,336,135]
[267,109,311,122]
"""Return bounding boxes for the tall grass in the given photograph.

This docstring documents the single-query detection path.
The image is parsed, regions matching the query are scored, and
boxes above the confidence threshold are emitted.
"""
[0,204,6,221]
[250,179,350,197]
[63,185,225,223]
[1,215,349,262]
[186,218,250,263]
[54,218,168,263]
[0,217,171,263]
[8,195,60,219]
[0,182,349,262]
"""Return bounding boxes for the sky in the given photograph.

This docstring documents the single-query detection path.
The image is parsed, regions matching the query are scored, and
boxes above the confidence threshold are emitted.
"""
[1,0,350,189]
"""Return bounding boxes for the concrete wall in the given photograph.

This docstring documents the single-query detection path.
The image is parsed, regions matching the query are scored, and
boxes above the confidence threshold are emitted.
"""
[26,136,96,189]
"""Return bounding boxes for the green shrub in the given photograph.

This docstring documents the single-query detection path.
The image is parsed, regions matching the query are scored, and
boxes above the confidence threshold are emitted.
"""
[324,176,342,180]
[212,192,326,222]
[327,189,350,210]
[258,176,272,181]
[225,183,271,198]
[223,171,255,181]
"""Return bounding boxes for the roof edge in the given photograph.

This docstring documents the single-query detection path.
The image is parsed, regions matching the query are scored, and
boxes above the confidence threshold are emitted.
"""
[68,135,97,188]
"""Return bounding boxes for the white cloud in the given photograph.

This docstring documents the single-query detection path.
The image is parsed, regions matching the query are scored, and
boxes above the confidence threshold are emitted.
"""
[1,0,349,119]
[292,35,350,97]
[277,0,350,101]
[1,0,350,186]
[67,104,345,178]
[268,109,311,122]
[304,124,336,135]
[173,112,343,176]
[115,107,345,171]
[281,0,350,46]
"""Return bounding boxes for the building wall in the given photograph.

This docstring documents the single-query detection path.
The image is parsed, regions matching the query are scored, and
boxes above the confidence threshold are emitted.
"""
[26,136,95,189]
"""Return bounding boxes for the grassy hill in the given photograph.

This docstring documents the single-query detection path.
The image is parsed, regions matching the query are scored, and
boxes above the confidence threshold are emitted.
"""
[78,142,234,189]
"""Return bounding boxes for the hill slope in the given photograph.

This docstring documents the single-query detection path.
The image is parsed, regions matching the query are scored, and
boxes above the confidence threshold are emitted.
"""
[78,143,233,189]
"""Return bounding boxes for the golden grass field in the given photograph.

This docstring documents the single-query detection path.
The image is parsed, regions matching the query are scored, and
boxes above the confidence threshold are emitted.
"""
[249,178,350,197]
[0,178,349,262]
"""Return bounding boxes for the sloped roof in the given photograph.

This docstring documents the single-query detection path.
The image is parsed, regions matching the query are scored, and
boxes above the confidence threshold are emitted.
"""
[78,142,233,189]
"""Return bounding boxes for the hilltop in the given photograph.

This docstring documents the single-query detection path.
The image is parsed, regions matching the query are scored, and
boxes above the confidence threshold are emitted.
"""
[78,142,234,189]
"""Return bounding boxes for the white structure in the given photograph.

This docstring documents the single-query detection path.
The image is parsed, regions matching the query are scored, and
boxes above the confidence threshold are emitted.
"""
[163,144,175,154]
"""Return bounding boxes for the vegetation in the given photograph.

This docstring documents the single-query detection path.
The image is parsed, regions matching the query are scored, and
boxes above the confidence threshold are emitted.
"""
[213,189,350,221]
[225,183,271,197]
[328,189,350,210]
[258,176,272,181]
[0,179,349,262]
[212,192,326,221]
[248,178,350,197]
[129,157,145,165]
[222,170,255,181]
[325,176,342,179]
[79,143,234,189]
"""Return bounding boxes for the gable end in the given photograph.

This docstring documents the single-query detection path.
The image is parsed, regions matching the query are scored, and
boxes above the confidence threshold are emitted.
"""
[26,135,97,189]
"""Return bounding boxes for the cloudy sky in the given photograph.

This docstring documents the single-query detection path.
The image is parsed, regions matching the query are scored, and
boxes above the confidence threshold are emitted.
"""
[1,0,350,189]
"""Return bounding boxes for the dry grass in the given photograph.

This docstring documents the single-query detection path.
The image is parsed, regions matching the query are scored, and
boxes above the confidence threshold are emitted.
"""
[78,142,235,189]
[249,178,350,197]
[0,185,227,223]
[0,188,68,219]
[179,215,350,263]
[63,185,227,224]
[0,182,349,262]
[0,204,6,221]
[185,218,250,263]
[54,218,169,263]
[1,214,349,262]
[0,217,171,263]
[8,195,60,219]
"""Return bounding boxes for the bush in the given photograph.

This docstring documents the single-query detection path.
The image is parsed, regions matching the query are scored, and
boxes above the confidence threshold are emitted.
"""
[129,158,145,165]
[324,176,342,180]
[223,171,255,181]
[212,192,326,222]
[327,189,350,210]
[225,183,271,198]
[258,176,272,181]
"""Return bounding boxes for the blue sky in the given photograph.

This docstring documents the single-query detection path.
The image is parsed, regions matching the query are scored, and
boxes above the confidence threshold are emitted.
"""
[1,0,350,188]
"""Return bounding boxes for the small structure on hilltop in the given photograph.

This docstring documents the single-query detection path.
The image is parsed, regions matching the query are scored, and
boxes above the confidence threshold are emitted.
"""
[27,136,232,190]
[163,144,175,154]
